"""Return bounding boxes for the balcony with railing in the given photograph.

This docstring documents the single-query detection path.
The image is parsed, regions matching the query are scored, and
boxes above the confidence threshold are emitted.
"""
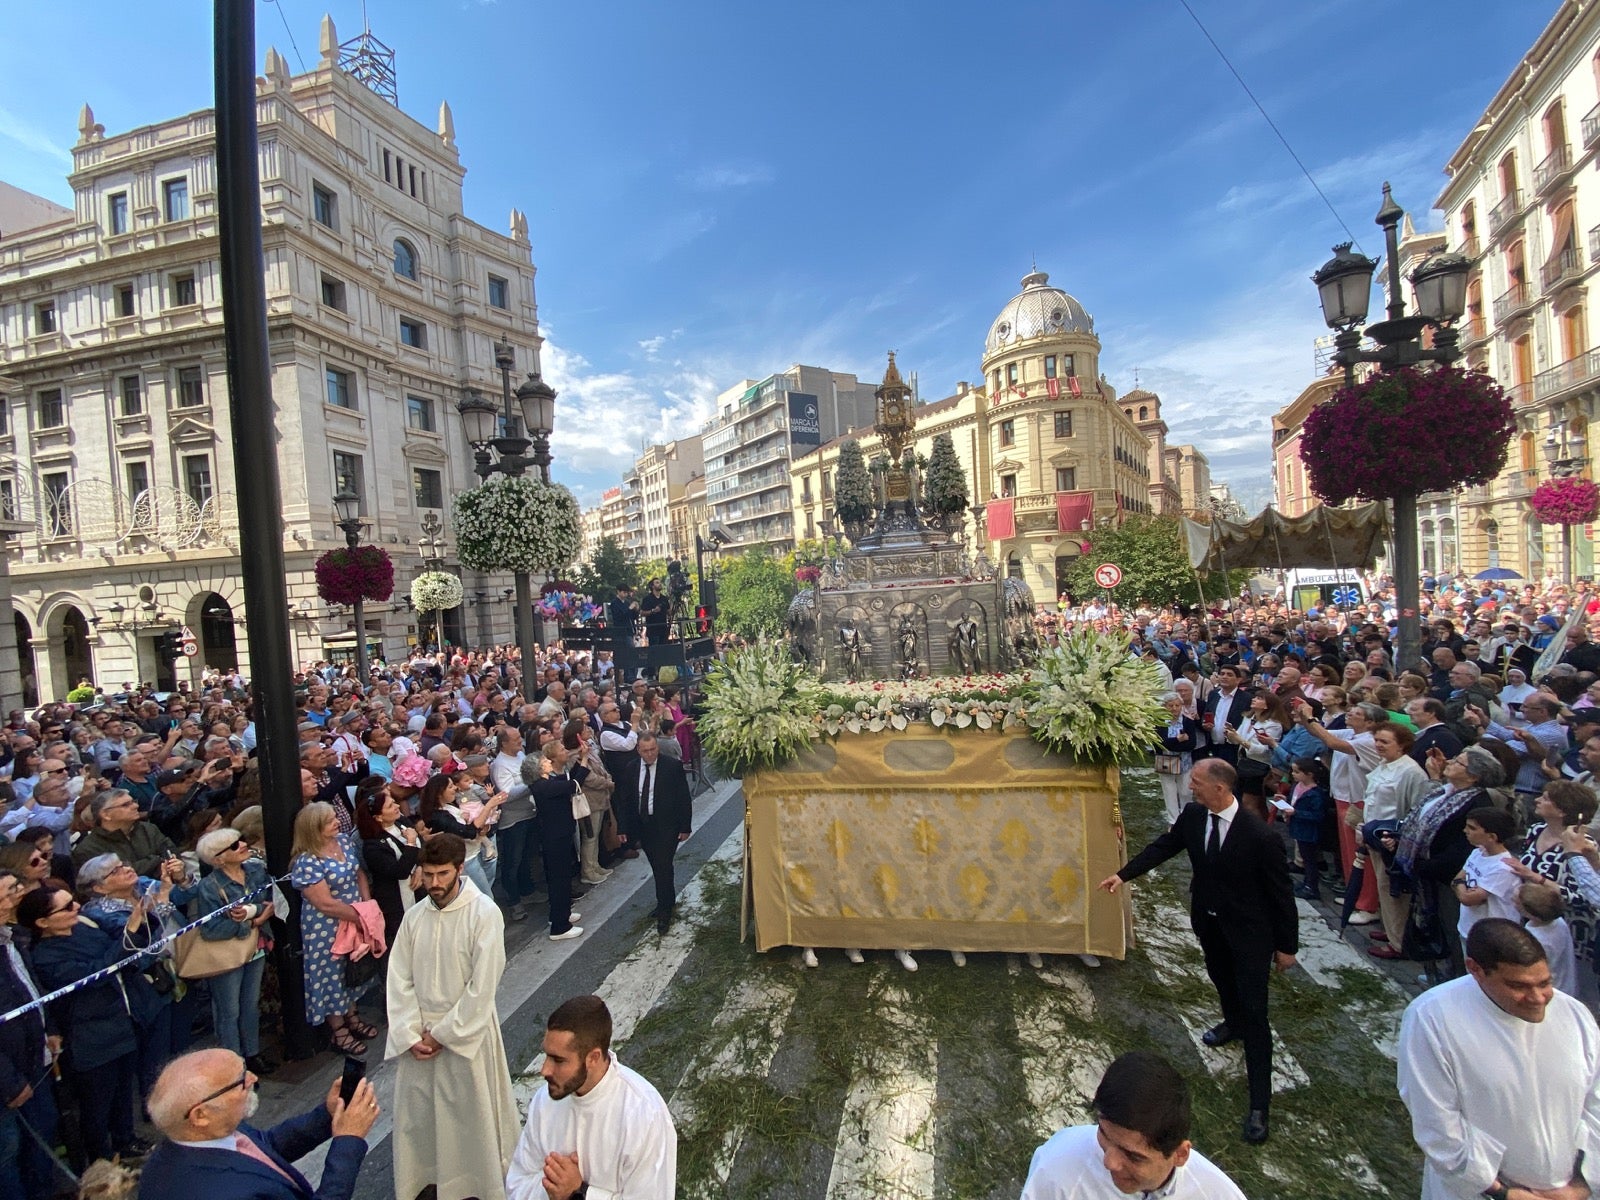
[1585,102,1600,148]
[1498,468,1540,500]
[1461,315,1489,346]
[1459,234,1481,259]
[1504,381,1534,408]
[1488,190,1525,237]
[1542,245,1585,292]
[1535,144,1575,193]
[1588,224,1600,263]
[1492,282,1534,324]
[1534,348,1600,402]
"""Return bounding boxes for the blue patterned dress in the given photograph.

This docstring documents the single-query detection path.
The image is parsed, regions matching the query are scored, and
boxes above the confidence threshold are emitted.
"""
[291,833,368,1023]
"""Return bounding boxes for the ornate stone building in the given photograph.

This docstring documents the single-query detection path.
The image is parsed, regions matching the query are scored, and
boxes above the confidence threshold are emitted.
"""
[0,19,543,699]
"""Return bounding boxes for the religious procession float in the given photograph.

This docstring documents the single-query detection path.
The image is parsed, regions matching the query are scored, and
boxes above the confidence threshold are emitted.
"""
[699,356,1167,960]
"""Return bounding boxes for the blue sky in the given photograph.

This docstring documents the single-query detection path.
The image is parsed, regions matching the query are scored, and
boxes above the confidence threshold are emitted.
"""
[0,1,1559,508]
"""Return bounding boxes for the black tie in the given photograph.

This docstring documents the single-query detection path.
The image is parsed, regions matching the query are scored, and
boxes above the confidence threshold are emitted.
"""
[1206,813,1221,861]
[642,763,654,819]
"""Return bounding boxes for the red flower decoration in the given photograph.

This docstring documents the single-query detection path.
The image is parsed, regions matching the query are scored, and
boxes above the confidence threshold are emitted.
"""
[1531,477,1600,526]
[315,545,395,605]
[1299,366,1514,504]
[795,565,821,585]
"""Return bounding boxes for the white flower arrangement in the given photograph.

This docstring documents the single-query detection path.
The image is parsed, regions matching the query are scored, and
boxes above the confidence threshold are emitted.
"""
[453,476,582,576]
[1020,627,1169,762]
[410,570,464,613]
[698,639,820,775]
[700,628,1166,769]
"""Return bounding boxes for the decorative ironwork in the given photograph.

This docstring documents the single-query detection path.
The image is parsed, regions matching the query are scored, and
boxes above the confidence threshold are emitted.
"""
[338,28,398,105]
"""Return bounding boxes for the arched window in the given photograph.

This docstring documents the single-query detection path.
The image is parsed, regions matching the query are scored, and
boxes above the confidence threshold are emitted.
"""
[1484,519,1501,569]
[1006,553,1023,580]
[1138,405,1148,420]
[1440,517,1457,574]
[1421,520,1437,577]
[393,238,417,280]
[1526,514,1545,574]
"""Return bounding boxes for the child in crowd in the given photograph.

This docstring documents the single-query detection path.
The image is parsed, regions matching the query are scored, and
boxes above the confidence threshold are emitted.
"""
[1284,757,1330,901]
[1517,877,1578,995]
[1452,806,1523,942]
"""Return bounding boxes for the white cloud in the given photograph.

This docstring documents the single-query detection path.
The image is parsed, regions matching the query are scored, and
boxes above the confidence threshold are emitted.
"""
[636,329,684,360]
[680,162,774,191]
[0,104,72,167]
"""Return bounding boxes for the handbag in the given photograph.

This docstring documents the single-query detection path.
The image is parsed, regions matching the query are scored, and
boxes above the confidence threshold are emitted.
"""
[174,926,258,980]
[1154,753,1182,775]
[342,952,382,990]
[1402,887,1450,962]
[572,791,592,821]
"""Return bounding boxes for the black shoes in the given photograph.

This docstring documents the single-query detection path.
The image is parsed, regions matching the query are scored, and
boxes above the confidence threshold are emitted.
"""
[1293,884,1320,901]
[654,908,672,935]
[1243,1109,1270,1143]
[1201,1022,1237,1048]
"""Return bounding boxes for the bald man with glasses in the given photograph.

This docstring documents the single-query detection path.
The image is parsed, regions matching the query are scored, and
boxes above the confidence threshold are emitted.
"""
[138,1048,379,1200]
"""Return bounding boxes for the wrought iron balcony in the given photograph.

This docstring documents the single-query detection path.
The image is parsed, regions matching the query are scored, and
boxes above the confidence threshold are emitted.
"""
[1491,282,1534,325]
[1488,190,1524,237]
[1533,348,1600,402]
[1534,144,1574,193]
[1542,246,1585,292]
[1584,102,1600,148]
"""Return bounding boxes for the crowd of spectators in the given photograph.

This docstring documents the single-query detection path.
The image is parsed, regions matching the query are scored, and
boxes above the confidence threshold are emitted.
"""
[0,639,699,1197]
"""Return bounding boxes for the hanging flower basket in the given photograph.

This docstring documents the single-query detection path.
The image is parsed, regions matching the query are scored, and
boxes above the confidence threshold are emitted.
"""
[314,545,395,606]
[410,570,464,613]
[1531,476,1600,526]
[453,476,582,576]
[1299,366,1515,505]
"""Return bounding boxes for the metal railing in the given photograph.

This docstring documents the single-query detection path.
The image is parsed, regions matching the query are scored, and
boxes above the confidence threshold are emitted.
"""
[1584,102,1600,147]
[1459,234,1480,258]
[1488,190,1524,236]
[1534,144,1574,193]
[1492,282,1533,324]
[1542,245,1585,291]
[1533,348,1600,401]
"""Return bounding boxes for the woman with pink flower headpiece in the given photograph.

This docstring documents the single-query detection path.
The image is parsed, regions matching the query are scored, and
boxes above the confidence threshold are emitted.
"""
[388,752,433,817]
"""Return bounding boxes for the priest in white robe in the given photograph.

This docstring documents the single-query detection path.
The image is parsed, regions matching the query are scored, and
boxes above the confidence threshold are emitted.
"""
[1398,917,1600,1200]
[505,994,676,1200]
[386,832,520,1200]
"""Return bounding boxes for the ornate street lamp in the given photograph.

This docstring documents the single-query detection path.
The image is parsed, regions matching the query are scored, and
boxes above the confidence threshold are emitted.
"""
[455,340,560,676]
[1312,183,1472,674]
[332,487,369,683]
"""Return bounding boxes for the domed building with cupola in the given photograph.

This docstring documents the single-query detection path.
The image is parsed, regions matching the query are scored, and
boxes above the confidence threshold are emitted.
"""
[791,269,1209,606]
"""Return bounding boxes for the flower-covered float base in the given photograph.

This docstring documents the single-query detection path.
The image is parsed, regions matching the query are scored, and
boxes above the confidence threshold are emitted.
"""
[743,727,1132,957]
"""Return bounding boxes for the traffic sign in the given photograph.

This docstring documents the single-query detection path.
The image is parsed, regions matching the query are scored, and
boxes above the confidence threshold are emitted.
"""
[1093,562,1123,589]
[181,639,199,657]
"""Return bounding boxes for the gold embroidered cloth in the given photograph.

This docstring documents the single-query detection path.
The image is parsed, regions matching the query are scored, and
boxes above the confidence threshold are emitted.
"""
[744,728,1131,956]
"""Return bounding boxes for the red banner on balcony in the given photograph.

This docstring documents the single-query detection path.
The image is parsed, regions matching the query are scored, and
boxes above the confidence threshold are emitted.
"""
[986,499,1016,541]
[1055,491,1094,533]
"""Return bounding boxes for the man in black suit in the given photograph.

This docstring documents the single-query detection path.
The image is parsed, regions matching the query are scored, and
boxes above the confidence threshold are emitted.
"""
[1099,758,1298,1146]
[1200,664,1247,763]
[616,732,692,933]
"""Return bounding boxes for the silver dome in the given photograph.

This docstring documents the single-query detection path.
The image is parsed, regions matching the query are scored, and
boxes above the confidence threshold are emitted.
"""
[984,270,1094,354]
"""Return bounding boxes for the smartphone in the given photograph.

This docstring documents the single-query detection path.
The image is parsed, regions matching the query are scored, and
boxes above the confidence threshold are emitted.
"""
[339,1055,366,1104]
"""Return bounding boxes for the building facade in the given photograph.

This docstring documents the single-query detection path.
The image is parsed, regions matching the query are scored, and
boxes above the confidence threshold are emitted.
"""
[0,20,544,700]
[700,365,876,553]
[1438,0,1600,581]
[632,436,703,561]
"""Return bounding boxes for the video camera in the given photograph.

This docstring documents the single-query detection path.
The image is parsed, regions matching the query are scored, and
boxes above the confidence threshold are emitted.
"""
[666,559,691,601]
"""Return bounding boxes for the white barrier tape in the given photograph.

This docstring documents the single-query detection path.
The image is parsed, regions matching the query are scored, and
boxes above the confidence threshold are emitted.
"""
[0,874,291,1028]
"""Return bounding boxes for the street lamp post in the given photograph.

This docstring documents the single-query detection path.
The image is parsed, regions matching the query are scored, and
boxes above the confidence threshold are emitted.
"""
[1544,418,1588,582]
[332,489,369,683]
[456,341,559,683]
[418,511,447,652]
[1311,183,1471,675]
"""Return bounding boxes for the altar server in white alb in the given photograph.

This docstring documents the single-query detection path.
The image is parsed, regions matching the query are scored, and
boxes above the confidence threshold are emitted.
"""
[1020,1051,1246,1199]
[505,994,677,1200]
[1397,917,1600,1200]
[386,833,521,1200]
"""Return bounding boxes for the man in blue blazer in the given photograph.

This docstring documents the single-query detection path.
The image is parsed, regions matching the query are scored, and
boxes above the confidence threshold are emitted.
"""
[138,1048,378,1200]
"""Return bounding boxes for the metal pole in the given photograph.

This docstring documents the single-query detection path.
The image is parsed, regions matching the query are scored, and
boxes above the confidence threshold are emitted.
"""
[213,0,311,1058]
[352,596,367,683]
[1393,491,1422,675]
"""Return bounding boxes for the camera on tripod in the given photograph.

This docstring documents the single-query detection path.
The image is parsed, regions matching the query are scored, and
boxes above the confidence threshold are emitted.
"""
[666,560,691,601]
